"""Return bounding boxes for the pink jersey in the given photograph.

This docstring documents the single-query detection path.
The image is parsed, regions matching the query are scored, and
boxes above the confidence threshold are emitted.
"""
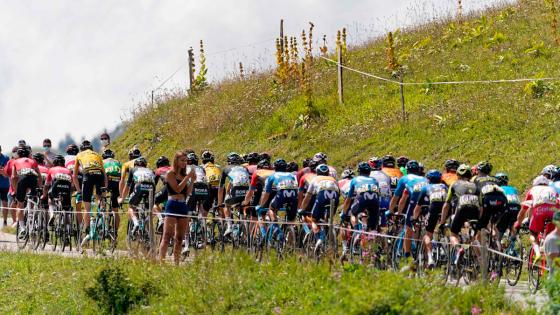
[46,166,72,185]
[13,158,38,177]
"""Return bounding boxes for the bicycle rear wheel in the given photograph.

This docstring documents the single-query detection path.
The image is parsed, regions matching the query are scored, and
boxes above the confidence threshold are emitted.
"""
[505,236,523,286]
[30,211,41,250]
[52,213,61,251]
[15,211,29,250]
[527,248,541,294]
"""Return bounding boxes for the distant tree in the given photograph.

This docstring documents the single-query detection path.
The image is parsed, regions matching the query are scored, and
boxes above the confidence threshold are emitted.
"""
[57,133,77,153]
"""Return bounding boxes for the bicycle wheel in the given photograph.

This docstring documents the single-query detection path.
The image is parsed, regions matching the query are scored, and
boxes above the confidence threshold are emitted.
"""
[284,226,297,256]
[105,213,117,253]
[527,248,541,294]
[52,213,61,252]
[417,239,428,277]
[462,246,480,285]
[30,210,41,250]
[15,210,29,250]
[391,234,405,271]
[487,240,503,285]
[505,235,523,286]
[40,211,49,250]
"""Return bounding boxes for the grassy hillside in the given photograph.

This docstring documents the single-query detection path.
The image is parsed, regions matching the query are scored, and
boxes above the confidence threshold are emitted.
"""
[0,251,532,314]
[113,0,560,189]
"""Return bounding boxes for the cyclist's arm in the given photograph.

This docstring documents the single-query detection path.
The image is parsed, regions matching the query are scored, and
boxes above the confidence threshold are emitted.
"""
[342,180,355,213]
[101,167,108,188]
[73,159,81,192]
[389,177,406,212]
[10,164,17,193]
[439,202,450,226]
[300,192,312,211]
[34,165,43,187]
[397,189,408,214]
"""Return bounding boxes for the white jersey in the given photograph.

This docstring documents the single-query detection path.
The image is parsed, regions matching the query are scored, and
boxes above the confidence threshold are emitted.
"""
[370,170,391,197]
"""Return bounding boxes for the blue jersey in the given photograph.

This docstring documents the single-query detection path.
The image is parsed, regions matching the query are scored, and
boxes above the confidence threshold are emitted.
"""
[394,174,428,205]
[416,183,448,206]
[0,154,9,188]
[264,172,298,193]
[550,181,560,195]
[347,176,379,198]
[502,185,521,206]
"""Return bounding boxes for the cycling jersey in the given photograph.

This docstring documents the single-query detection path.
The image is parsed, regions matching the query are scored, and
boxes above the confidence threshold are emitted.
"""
[399,166,407,176]
[103,158,122,181]
[249,168,274,208]
[155,166,171,185]
[246,164,257,176]
[46,166,72,208]
[265,171,298,218]
[496,185,521,234]
[65,155,76,170]
[298,172,317,193]
[38,165,49,184]
[370,170,392,209]
[12,158,40,203]
[416,183,448,233]
[204,162,222,189]
[264,172,298,193]
[120,159,137,184]
[394,174,428,227]
[127,166,156,207]
[297,166,337,181]
[13,158,39,177]
[523,185,559,234]
[5,159,15,196]
[442,172,458,186]
[192,166,209,198]
[220,165,250,205]
[338,178,351,199]
[382,167,403,192]
[76,150,104,174]
[347,176,380,229]
[446,180,480,234]
[550,181,560,195]
[307,175,339,221]
[46,166,72,185]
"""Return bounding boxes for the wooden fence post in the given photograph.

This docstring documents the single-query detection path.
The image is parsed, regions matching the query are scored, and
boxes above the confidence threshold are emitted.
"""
[280,19,284,55]
[337,43,344,104]
[188,47,195,91]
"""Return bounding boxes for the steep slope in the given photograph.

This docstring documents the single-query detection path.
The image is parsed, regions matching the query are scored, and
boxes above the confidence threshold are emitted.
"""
[113,0,560,188]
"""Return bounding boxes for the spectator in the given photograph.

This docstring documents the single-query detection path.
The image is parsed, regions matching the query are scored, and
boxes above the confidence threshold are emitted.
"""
[0,145,9,226]
[100,132,110,151]
[545,211,560,277]
[43,138,56,166]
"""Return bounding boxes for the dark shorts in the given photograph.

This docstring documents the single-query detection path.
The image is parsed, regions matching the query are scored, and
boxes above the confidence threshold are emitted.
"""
[311,190,339,221]
[496,203,520,234]
[351,193,380,229]
[0,187,8,202]
[270,189,298,221]
[225,186,249,206]
[425,202,444,233]
[164,199,191,217]
[107,179,120,209]
[129,183,154,207]
[188,183,210,212]
[82,172,105,203]
[405,201,419,228]
[450,205,480,235]
[16,175,38,203]
[479,193,508,230]
[49,180,72,209]
[154,186,168,205]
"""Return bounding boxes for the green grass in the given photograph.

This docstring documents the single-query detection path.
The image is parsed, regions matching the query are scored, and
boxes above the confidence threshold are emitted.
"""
[111,0,560,191]
[0,250,534,314]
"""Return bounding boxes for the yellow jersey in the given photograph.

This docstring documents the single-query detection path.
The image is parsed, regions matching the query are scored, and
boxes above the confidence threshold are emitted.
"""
[121,159,137,183]
[76,150,104,174]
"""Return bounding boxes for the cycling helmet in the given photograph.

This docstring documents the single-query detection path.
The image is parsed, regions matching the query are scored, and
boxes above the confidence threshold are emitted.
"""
[32,152,45,164]
[405,160,420,174]
[308,159,319,171]
[257,159,271,170]
[273,159,288,172]
[287,161,299,172]
[66,144,79,155]
[382,155,396,168]
[260,152,271,162]
[247,152,260,163]
[397,156,409,168]
[368,156,382,170]
[128,147,141,160]
[541,164,558,179]
[313,152,327,163]
[426,169,442,183]
[341,168,355,179]
[456,164,472,178]
[16,145,30,158]
[316,164,330,176]
[241,154,248,163]
[533,175,551,186]
[495,172,509,186]
[186,152,199,165]
[302,158,311,168]
[53,155,66,167]
[227,152,242,165]
[476,160,493,175]
[200,150,214,163]
[156,156,170,168]
[444,159,460,171]
[80,140,93,151]
[102,149,115,159]
[134,157,148,167]
[357,162,372,175]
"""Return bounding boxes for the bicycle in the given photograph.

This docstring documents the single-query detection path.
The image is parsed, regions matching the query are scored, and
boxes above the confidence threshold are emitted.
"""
[502,224,526,286]
[16,188,43,250]
[303,203,338,262]
[206,206,225,252]
[450,219,481,286]
[126,189,154,258]
[50,194,74,252]
[416,213,451,279]
[527,219,554,294]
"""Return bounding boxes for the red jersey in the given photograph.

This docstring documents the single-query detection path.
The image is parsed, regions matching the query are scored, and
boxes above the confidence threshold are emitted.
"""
[46,166,72,185]
[5,159,15,194]
[155,166,171,185]
[246,164,257,176]
[250,169,274,190]
[38,165,49,182]
[13,158,38,177]
[299,172,317,192]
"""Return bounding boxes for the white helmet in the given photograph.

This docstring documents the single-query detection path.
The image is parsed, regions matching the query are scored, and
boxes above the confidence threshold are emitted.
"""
[532,175,551,186]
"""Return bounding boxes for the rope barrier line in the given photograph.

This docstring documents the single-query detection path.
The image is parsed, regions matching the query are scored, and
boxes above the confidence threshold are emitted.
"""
[319,55,560,86]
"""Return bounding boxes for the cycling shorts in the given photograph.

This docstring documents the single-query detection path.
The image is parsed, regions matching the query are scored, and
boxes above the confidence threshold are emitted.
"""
[270,189,298,221]
[202,187,219,212]
[425,202,444,233]
[154,186,168,205]
[479,192,507,230]
[379,195,391,211]
[496,203,520,234]
[530,205,557,235]
[82,172,105,203]
[450,205,480,235]
[107,179,120,209]
[351,194,380,230]
[0,187,8,202]
[311,190,339,221]
[225,186,249,206]
[48,179,72,209]
[129,183,154,207]
[16,175,38,203]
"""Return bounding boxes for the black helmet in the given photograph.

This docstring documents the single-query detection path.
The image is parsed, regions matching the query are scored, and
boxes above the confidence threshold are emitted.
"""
[368,156,382,170]
[201,150,214,163]
[406,160,420,174]
[444,159,460,171]
[457,164,472,178]
[241,154,248,163]
[128,147,141,160]
[186,152,199,165]
[397,156,409,168]
[53,155,65,167]
[308,159,319,171]
[382,155,396,168]
[341,168,355,179]
[134,157,148,167]
[227,152,242,165]
[80,140,93,151]
[426,169,442,183]
[313,152,327,163]
[156,156,170,168]
[102,149,115,159]
[66,144,79,155]
[17,145,30,158]
[257,159,271,170]
[247,152,260,163]
[357,162,372,175]
[495,172,509,186]
[287,161,299,172]
[32,152,45,164]
[476,161,493,175]
[302,158,311,168]
[273,159,288,172]
[316,164,330,176]
[259,152,271,162]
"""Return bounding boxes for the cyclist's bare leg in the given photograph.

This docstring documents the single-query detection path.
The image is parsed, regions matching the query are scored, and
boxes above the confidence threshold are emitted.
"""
[404,226,413,254]
[112,208,120,231]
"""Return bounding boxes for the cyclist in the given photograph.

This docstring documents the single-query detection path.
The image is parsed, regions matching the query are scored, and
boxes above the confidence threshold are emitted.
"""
[397,156,409,176]
[442,159,460,186]
[32,153,49,209]
[381,155,403,194]
[218,152,251,236]
[64,144,83,223]
[43,155,72,227]
[258,159,298,237]
[186,152,210,215]
[472,161,507,232]
[73,140,107,245]
[120,146,142,195]
[10,145,42,235]
[438,164,479,249]
[201,150,222,211]
[549,166,560,194]
[243,159,274,221]
[102,149,122,232]
[287,161,299,175]
[388,160,428,258]
[515,175,558,262]
[300,164,340,244]
[541,164,557,181]
[120,157,156,236]
[495,172,521,240]
[411,169,448,267]
[338,168,354,199]
[368,156,392,225]
[297,159,318,209]
[0,145,10,226]
[341,162,380,231]
[245,152,260,176]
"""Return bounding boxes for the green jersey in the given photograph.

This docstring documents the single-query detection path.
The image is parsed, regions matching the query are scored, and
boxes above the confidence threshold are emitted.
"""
[400,166,408,176]
[104,158,122,180]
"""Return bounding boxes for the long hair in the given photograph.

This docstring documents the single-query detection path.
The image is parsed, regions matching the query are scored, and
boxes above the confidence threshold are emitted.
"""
[172,151,186,176]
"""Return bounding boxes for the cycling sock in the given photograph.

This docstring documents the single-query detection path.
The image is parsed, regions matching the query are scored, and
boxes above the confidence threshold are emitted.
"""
[18,220,24,229]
